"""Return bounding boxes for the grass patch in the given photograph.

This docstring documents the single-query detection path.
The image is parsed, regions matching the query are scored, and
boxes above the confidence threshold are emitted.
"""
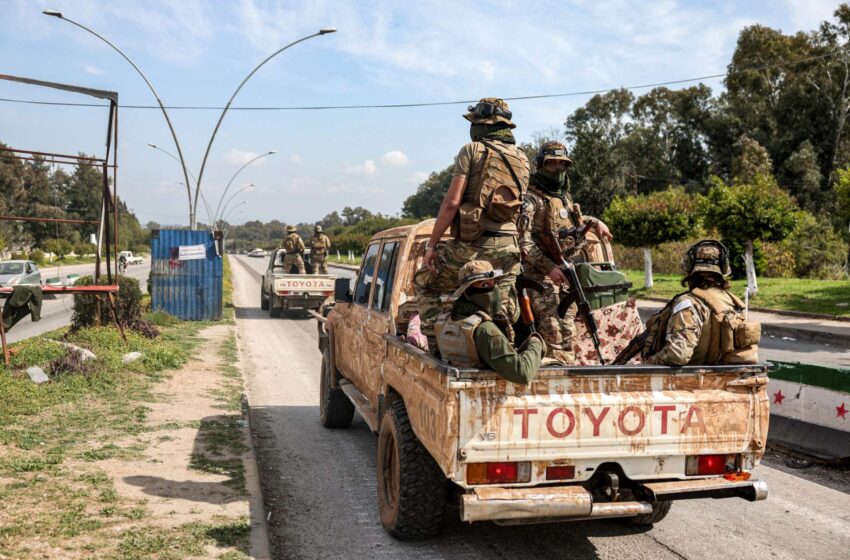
[327,254,362,266]
[223,254,235,322]
[116,518,250,560]
[624,269,850,317]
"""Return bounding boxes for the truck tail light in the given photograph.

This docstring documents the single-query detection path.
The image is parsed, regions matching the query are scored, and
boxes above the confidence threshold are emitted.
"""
[545,465,576,481]
[467,462,530,485]
[686,454,735,476]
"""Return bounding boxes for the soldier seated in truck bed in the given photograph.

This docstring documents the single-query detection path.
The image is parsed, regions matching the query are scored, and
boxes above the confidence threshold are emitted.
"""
[435,261,546,383]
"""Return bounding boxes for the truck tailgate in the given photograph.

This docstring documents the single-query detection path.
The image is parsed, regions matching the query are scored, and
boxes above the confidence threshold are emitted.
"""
[273,274,335,295]
[457,370,768,471]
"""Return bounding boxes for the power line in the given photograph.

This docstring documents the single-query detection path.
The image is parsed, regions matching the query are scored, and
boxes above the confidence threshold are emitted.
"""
[0,49,842,112]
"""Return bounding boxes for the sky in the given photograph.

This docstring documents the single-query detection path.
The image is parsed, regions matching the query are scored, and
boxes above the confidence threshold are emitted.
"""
[0,0,841,227]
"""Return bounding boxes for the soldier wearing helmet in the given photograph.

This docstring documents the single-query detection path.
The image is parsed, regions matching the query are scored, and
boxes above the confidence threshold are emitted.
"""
[642,240,760,366]
[517,140,613,364]
[414,97,530,349]
[434,261,546,384]
[282,225,306,274]
[311,224,331,274]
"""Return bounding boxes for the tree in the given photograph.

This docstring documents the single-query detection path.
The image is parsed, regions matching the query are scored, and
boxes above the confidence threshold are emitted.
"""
[732,136,773,183]
[603,188,702,287]
[43,238,73,260]
[341,206,374,226]
[703,174,798,294]
[402,165,453,218]
[782,140,824,211]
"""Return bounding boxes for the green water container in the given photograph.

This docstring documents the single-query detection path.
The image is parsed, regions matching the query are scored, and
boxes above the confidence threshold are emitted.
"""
[575,262,632,310]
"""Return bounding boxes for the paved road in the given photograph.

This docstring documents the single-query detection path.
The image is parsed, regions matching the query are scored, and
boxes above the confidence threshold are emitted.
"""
[4,263,150,343]
[231,255,849,560]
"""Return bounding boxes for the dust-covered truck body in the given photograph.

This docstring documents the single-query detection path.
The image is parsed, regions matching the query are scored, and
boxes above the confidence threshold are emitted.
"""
[316,220,769,538]
[261,248,334,315]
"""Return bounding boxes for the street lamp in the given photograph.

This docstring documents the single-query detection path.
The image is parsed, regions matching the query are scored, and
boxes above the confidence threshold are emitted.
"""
[44,9,196,228]
[194,28,337,225]
[147,142,213,227]
[218,184,255,226]
[212,151,275,223]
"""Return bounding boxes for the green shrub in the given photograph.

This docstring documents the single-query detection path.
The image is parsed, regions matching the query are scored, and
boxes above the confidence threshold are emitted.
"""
[29,249,46,266]
[783,212,848,278]
[71,275,143,330]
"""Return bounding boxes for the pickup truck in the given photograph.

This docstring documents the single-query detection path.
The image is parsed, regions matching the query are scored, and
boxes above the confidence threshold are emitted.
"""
[118,251,144,265]
[315,219,769,539]
[261,248,335,316]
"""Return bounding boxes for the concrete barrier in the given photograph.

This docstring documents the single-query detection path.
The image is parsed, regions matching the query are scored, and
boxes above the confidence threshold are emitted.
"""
[768,361,850,461]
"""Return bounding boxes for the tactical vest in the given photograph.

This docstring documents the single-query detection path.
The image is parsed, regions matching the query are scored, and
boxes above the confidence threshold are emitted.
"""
[530,185,576,237]
[434,311,490,367]
[312,235,328,253]
[643,288,760,365]
[284,234,302,254]
[455,141,529,241]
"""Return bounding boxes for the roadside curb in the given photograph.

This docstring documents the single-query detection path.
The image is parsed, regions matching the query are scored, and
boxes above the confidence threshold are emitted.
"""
[639,297,850,347]
[242,392,273,560]
[329,263,359,271]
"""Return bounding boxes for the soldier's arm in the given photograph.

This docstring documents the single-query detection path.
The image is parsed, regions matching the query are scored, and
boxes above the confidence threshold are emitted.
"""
[518,196,559,276]
[298,238,306,251]
[474,322,545,384]
[325,235,331,249]
[645,298,706,366]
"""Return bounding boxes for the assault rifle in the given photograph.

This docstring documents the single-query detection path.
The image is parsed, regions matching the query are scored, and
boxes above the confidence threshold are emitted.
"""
[516,275,547,334]
[543,231,606,364]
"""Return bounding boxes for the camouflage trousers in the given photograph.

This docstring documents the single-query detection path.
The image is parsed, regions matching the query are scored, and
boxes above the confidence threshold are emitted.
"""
[414,236,521,339]
[312,252,328,274]
[529,276,577,364]
[283,254,305,274]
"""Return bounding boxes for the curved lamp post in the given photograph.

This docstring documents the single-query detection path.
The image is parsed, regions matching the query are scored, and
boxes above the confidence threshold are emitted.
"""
[148,143,214,228]
[218,184,255,226]
[212,151,274,222]
[194,27,337,225]
[43,9,196,227]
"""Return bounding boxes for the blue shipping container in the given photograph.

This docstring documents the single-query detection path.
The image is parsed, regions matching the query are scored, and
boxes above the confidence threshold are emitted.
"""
[150,229,223,321]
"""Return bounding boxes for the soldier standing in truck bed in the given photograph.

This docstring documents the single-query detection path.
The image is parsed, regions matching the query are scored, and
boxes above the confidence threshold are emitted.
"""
[414,97,529,350]
[519,141,613,364]
[282,225,306,274]
[311,225,331,274]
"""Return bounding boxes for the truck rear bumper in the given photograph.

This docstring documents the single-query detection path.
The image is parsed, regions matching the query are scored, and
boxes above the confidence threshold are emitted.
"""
[460,478,768,523]
[273,295,327,309]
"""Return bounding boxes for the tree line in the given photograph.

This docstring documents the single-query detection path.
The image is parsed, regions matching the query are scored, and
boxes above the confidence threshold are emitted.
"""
[0,144,148,260]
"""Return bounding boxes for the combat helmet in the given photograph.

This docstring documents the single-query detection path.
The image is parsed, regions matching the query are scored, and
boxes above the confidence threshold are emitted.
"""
[682,240,731,277]
[451,260,504,299]
[463,97,515,129]
[286,225,297,233]
[314,225,323,233]
[535,140,573,169]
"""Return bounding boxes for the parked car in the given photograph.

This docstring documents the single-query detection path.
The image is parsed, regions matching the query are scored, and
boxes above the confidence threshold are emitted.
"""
[0,260,42,288]
[249,248,267,258]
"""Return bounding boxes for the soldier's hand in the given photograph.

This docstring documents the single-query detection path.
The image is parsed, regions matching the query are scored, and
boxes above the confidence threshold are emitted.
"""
[424,248,438,272]
[549,267,568,285]
[595,220,613,242]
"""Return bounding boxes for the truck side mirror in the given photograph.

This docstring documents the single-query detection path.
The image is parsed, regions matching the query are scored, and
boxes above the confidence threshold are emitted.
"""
[334,277,353,303]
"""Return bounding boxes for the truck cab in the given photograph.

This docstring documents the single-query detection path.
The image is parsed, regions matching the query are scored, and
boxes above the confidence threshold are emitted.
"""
[316,220,769,539]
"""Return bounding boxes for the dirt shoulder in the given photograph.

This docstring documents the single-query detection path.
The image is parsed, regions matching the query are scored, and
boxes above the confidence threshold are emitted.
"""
[0,321,268,559]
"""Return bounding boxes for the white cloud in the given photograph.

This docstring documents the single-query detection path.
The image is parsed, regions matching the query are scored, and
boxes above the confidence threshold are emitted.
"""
[381,150,409,166]
[346,159,378,176]
[289,154,303,164]
[81,63,104,76]
[224,149,262,166]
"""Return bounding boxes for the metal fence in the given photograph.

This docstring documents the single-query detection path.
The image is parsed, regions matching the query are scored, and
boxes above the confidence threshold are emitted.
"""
[150,229,222,320]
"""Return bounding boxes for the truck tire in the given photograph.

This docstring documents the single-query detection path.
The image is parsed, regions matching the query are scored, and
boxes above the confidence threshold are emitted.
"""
[260,285,270,310]
[622,500,672,526]
[319,348,354,428]
[377,399,446,539]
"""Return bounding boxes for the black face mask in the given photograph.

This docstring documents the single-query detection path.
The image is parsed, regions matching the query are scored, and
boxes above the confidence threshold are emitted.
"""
[464,286,501,316]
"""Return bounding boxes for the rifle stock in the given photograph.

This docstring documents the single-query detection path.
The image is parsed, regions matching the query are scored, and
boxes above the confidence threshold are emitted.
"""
[613,330,648,365]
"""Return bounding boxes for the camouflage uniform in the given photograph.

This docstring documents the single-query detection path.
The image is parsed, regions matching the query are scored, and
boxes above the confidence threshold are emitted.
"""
[282,226,306,274]
[414,98,529,341]
[644,241,760,366]
[311,226,331,274]
[518,141,581,364]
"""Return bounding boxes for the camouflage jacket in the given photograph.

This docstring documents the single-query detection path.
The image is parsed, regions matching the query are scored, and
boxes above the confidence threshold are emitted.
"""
[519,187,576,278]
[644,293,711,366]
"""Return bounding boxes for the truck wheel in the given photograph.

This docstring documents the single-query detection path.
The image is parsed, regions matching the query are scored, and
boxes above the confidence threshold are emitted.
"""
[377,400,446,539]
[319,348,354,428]
[260,285,270,310]
[270,306,282,318]
[622,500,672,526]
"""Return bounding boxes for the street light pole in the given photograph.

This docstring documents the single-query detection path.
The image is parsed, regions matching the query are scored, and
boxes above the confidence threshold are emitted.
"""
[194,28,337,225]
[43,9,196,228]
[212,152,274,223]
[218,185,254,227]
[148,143,214,228]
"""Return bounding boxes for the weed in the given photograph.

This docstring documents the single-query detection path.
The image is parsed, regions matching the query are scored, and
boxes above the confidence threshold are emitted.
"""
[189,454,245,491]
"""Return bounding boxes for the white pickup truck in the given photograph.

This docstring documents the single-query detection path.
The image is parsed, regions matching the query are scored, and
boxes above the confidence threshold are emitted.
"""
[316,220,769,539]
[261,248,335,316]
[118,251,144,265]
